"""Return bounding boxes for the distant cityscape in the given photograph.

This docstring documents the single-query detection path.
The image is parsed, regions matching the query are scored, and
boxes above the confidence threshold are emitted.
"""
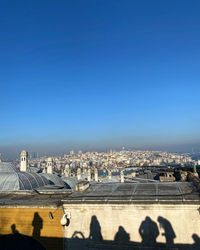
[1,149,197,183]
[28,149,198,169]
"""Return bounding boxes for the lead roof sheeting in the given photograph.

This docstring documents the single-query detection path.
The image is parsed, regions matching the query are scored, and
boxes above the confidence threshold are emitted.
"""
[0,173,19,190]
[41,173,65,187]
[0,163,18,172]
[69,182,195,201]
[0,172,49,191]
[61,177,78,190]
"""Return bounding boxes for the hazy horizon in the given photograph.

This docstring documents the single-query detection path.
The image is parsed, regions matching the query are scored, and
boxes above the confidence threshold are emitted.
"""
[1,140,200,161]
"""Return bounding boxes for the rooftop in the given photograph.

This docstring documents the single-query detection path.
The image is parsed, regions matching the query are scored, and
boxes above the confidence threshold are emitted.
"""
[63,182,200,204]
[0,190,71,207]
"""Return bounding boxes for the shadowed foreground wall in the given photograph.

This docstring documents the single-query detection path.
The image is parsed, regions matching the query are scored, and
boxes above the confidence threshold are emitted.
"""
[0,207,63,250]
[63,203,200,249]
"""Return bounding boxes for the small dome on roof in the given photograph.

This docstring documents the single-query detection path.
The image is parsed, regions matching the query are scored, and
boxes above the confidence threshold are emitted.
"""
[0,162,18,173]
[40,173,66,187]
[0,172,48,191]
[61,176,78,190]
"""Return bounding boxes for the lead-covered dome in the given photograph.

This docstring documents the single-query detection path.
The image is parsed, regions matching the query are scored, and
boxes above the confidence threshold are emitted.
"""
[0,162,19,173]
[0,171,49,191]
[40,173,66,187]
[0,163,48,191]
[61,176,78,190]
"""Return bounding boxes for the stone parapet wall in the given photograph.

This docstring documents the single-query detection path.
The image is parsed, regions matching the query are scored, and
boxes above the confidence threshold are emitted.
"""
[63,203,200,249]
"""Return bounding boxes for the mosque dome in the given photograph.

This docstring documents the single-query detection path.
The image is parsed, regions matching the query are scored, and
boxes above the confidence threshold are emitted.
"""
[0,162,19,173]
[0,171,49,191]
[61,176,78,190]
[40,173,66,187]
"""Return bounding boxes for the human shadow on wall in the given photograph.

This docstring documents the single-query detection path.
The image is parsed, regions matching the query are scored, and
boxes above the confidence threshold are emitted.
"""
[88,215,103,241]
[192,234,200,248]
[158,216,176,246]
[139,216,159,245]
[68,214,200,249]
[0,223,45,250]
[1,214,200,250]
[114,226,130,242]
[32,212,43,240]
[11,224,19,234]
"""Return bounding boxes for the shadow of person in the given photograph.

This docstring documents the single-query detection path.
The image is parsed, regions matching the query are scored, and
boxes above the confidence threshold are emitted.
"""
[0,223,45,250]
[72,231,85,239]
[114,226,130,242]
[192,234,200,247]
[32,212,43,240]
[88,215,103,241]
[158,216,176,246]
[11,224,19,234]
[139,216,159,245]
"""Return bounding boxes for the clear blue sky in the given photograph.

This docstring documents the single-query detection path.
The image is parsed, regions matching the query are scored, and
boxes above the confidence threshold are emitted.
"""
[1,0,200,153]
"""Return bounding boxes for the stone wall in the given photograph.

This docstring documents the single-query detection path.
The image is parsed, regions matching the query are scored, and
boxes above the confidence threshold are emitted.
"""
[0,207,64,250]
[63,203,200,249]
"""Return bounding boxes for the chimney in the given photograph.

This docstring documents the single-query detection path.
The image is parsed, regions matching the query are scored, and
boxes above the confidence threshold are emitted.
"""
[108,170,112,180]
[120,170,124,183]
[20,150,28,172]
[47,157,53,174]
[87,168,91,182]
[77,168,82,180]
[94,168,98,182]
[65,164,70,177]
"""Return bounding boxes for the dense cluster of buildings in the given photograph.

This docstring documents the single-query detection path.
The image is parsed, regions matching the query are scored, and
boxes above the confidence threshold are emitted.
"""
[25,150,195,174]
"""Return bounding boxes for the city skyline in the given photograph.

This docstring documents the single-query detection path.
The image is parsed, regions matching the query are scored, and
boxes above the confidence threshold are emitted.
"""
[1,1,200,153]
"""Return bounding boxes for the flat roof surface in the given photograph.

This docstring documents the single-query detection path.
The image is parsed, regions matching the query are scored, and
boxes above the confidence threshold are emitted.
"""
[0,190,71,206]
[63,182,200,204]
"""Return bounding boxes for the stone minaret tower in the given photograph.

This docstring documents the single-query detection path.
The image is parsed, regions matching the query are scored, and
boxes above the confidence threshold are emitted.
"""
[0,153,2,163]
[120,170,124,183]
[20,150,28,172]
[108,170,112,180]
[94,168,98,182]
[87,168,91,182]
[193,164,199,177]
[47,157,53,174]
[77,168,82,180]
[65,164,71,177]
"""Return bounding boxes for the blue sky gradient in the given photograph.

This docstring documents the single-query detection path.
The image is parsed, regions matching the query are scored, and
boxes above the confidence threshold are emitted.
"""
[1,0,200,153]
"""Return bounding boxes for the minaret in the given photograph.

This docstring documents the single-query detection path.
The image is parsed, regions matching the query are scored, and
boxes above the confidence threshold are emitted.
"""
[20,150,28,172]
[120,170,124,183]
[193,164,198,177]
[94,168,98,182]
[65,164,70,177]
[47,157,53,174]
[108,170,112,180]
[77,168,82,180]
[87,168,91,182]
[0,153,2,163]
